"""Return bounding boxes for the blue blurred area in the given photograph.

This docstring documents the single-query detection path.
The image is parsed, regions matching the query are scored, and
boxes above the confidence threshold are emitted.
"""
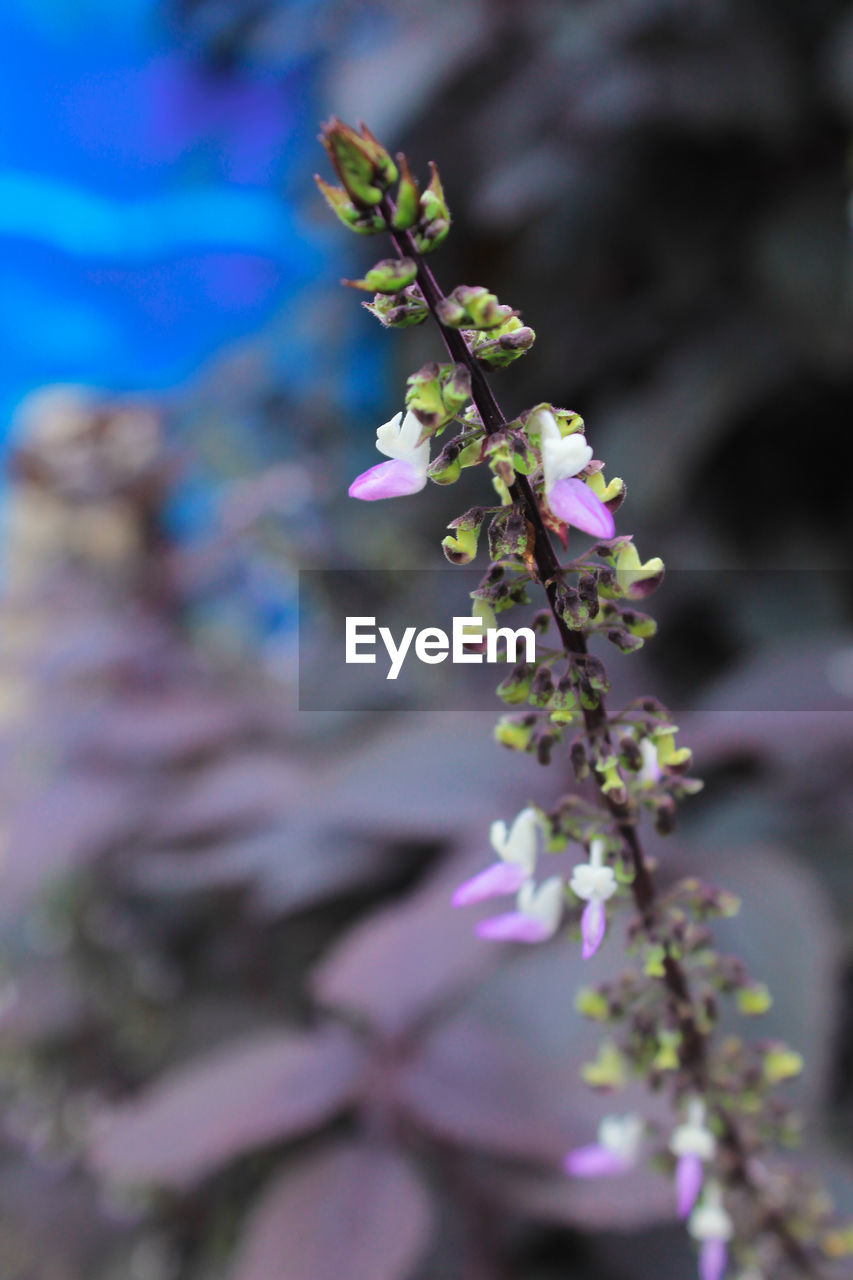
[0,0,334,431]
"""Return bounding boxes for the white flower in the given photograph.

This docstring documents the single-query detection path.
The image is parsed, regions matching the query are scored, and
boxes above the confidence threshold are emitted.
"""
[638,737,662,786]
[671,1098,717,1161]
[516,876,564,936]
[689,1183,734,1243]
[536,408,593,489]
[349,409,431,501]
[598,1113,644,1162]
[489,807,539,876]
[376,408,430,469]
[570,838,618,959]
[569,838,617,903]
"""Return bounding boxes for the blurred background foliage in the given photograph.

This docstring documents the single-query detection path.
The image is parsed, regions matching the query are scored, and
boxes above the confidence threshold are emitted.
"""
[0,1,851,1278]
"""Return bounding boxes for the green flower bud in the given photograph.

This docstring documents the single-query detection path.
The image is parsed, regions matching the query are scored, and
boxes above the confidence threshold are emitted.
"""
[494,715,535,752]
[412,162,451,253]
[488,507,531,562]
[343,257,418,293]
[528,665,555,707]
[652,1030,681,1071]
[474,318,536,368]
[496,662,532,704]
[736,983,773,1016]
[613,541,665,599]
[320,117,397,207]
[406,362,448,432]
[391,154,420,230]
[574,987,610,1021]
[441,508,484,564]
[581,1041,626,1091]
[457,437,485,468]
[314,176,385,234]
[484,434,516,487]
[427,441,462,485]
[362,286,429,328]
[406,362,472,433]
[437,285,513,331]
[763,1044,804,1084]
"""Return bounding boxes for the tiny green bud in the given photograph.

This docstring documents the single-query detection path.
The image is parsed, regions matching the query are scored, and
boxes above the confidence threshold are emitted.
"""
[736,983,773,1016]
[391,153,420,230]
[581,1041,626,1091]
[614,541,665,599]
[320,117,397,207]
[343,257,418,293]
[575,987,610,1020]
[314,176,385,234]
[528,665,555,707]
[428,441,463,485]
[494,715,535,752]
[488,507,530,562]
[496,662,532,704]
[412,162,450,253]
[362,286,429,328]
[442,508,484,564]
[763,1044,804,1084]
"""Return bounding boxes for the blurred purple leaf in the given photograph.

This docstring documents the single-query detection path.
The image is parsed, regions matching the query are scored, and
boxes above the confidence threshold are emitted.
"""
[689,843,841,1114]
[0,961,90,1041]
[0,773,142,911]
[89,1027,366,1189]
[310,845,502,1038]
[69,693,253,767]
[229,1141,431,1280]
[126,823,392,915]
[489,1159,676,1233]
[398,1016,579,1164]
[146,753,308,841]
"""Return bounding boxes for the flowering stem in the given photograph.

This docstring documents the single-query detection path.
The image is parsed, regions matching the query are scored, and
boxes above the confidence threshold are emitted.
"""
[382,202,661,957]
[380,197,823,1278]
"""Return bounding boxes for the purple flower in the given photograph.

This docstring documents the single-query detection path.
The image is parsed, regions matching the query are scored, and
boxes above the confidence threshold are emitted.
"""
[452,808,539,907]
[670,1098,717,1218]
[475,876,564,944]
[564,1114,644,1178]
[568,838,618,959]
[349,409,429,500]
[548,477,615,538]
[536,408,615,538]
[689,1183,733,1280]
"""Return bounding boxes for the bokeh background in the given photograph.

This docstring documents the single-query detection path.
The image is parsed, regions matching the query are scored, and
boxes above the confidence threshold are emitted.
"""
[0,2,851,1278]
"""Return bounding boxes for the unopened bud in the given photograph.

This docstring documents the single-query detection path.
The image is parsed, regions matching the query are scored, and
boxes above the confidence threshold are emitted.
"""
[391,154,420,230]
[343,258,417,294]
[320,117,397,207]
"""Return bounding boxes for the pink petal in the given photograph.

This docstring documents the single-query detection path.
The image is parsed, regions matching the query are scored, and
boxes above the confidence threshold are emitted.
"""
[548,477,615,538]
[563,1144,630,1179]
[581,899,606,959]
[348,458,426,501]
[676,1152,704,1218]
[451,862,528,908]
[475,911,550,944]
[699,1238,727,1280]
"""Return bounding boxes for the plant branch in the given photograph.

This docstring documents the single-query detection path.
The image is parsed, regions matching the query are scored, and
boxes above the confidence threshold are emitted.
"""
[378,201,822,1277]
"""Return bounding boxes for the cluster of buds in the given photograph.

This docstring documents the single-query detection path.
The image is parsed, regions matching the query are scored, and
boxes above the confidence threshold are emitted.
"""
[318,118,847,1280]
